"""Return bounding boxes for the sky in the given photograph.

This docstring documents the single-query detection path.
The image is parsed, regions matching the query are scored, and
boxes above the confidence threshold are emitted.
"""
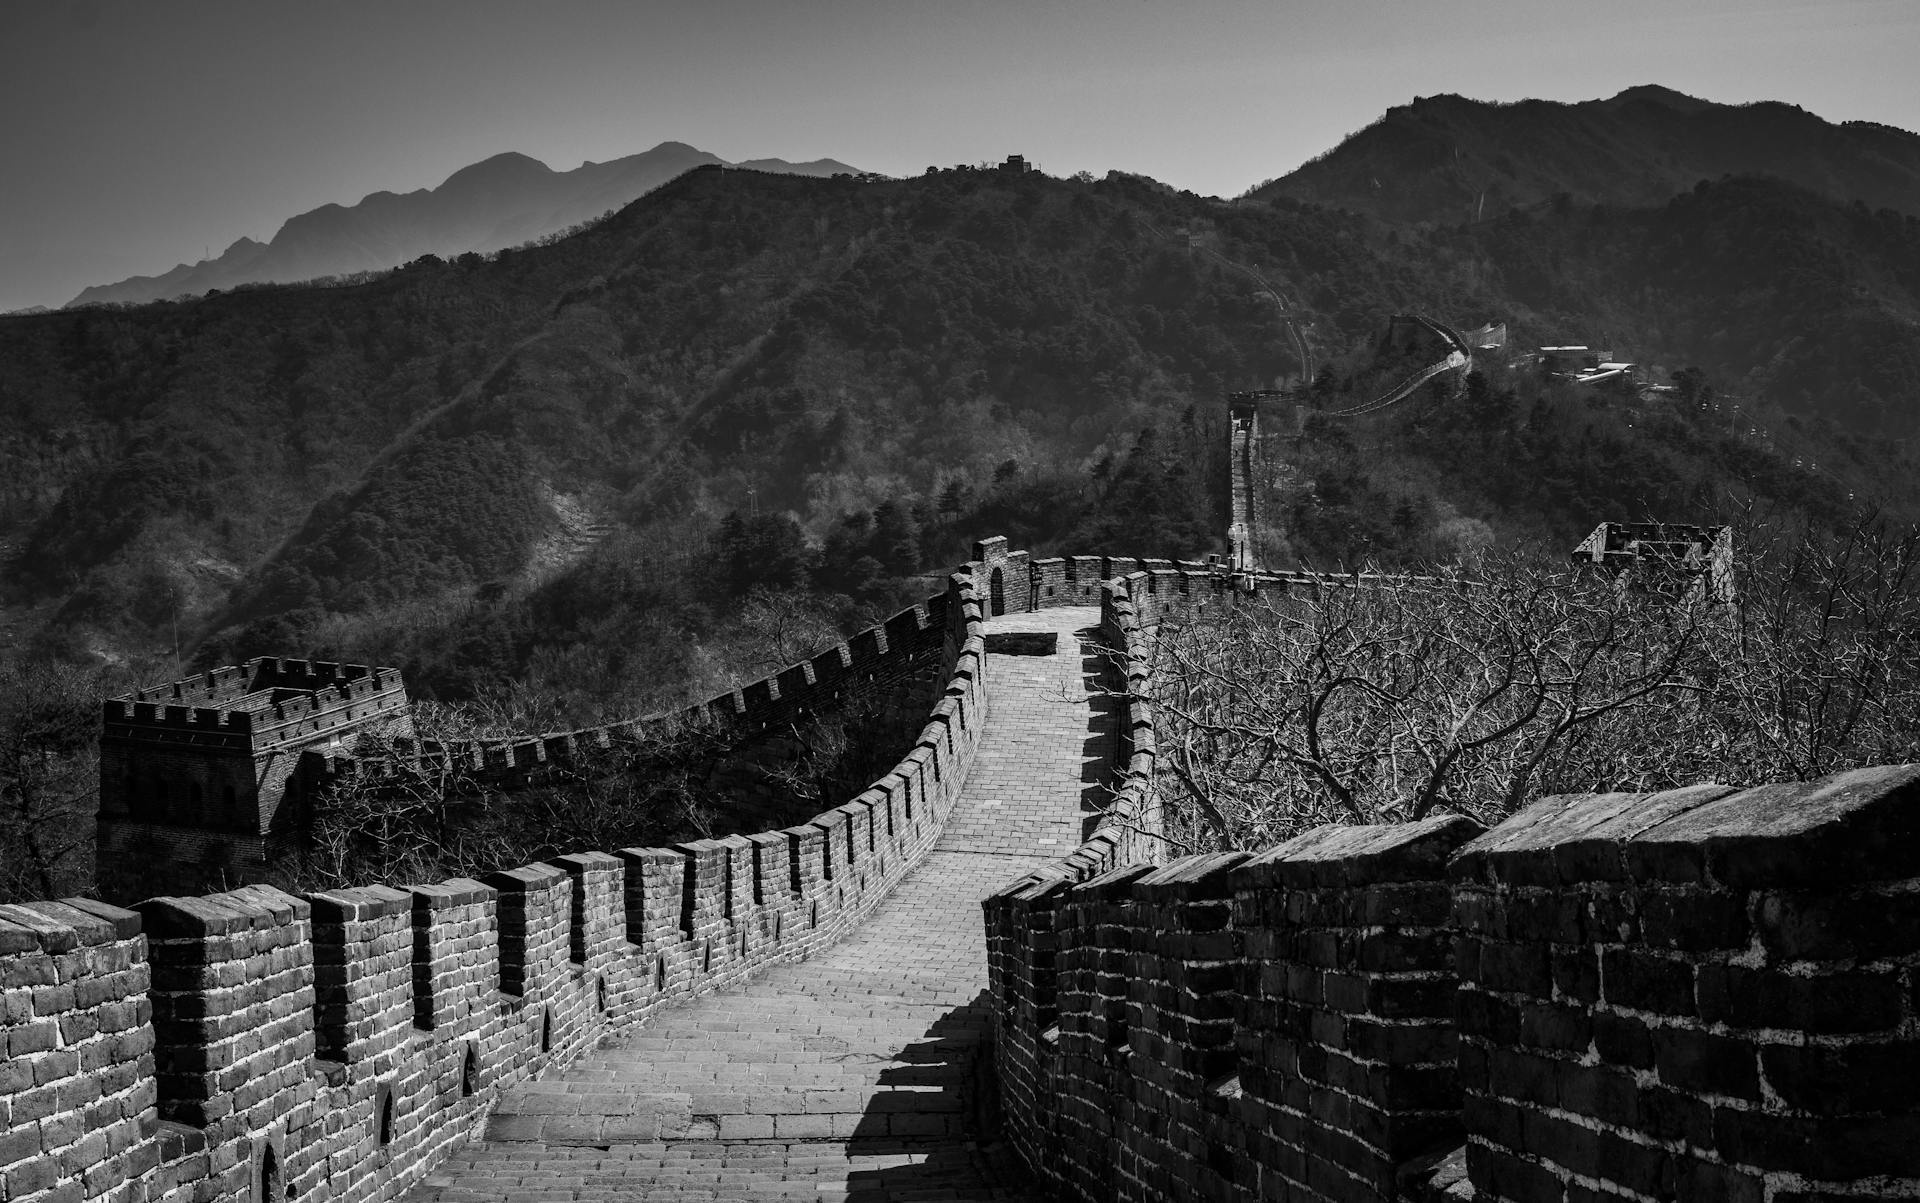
[2,0,1916,312]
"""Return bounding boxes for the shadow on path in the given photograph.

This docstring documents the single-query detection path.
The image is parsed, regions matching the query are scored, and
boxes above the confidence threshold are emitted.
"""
[842,989,1047,1202]
[1078,624,1125,840]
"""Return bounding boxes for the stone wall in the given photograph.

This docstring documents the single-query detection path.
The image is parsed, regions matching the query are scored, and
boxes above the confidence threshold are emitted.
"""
[2,563,994,1203]
[1451,769,1920,1202]
[986,559,1920,1203]
[101,590,956,894]
[0,900,153,1202]
[986,810,1475,1203]
[354,593,957,793]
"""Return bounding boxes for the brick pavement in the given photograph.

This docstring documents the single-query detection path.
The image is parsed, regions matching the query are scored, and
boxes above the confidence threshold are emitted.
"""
[938,609,1120,859]
[407,606,1109,1202]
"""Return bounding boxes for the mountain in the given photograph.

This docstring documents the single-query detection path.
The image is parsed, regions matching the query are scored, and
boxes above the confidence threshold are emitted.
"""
[5,160,1918,707]
[1253,85,1920,225]
[66,144,861,307]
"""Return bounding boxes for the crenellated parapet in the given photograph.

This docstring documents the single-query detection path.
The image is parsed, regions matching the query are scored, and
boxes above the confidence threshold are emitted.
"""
[987,816,1477,1202]
[347,591,956,795]
[11,557,999,1203]
[97,575,972,890]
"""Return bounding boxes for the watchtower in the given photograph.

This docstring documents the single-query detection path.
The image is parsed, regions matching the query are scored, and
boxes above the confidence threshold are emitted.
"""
[1570,522,1735,605]
[1227,393,1263,571]
[97,657,412,886]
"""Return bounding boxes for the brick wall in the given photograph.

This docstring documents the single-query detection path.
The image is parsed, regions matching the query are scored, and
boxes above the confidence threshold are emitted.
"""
[1452,768,1920,1202]
[985,816,1476,1203]
[4,563,993,1202]
[988,731,1920,1201]
[361,592,956,795]
[0,900,154,1203]
[1236,821,1475,1201]
[984,565,1920,1202]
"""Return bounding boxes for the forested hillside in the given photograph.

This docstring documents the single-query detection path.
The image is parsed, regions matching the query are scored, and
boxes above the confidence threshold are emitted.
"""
[2,161,1917,717]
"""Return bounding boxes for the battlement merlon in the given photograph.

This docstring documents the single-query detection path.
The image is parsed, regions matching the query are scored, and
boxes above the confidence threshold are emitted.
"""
[111,659,406,725]
[118,662,257,708]
[102,700,257,744]
[254,680,409,725]
[244,655,394,692]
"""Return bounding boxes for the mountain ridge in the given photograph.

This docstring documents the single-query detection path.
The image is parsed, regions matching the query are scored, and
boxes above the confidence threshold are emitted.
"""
[7,162,1919,682]
[6,85,1920,701]
[67,143,862,307]
[1254,85,1920,224]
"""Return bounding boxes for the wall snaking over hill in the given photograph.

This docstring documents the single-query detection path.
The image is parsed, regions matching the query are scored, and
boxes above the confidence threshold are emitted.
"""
[985,567,1920,1202]
[310,588,956,802]
[18,538,1917,1203]
[0,559,996,1203]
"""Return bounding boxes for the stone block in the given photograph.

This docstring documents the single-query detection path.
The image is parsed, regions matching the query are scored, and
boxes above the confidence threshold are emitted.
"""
[1600,948,1695,1017]
[1632,765,1920,888]
[1696,964,1904,1034]
[1759,1039,1920,1115]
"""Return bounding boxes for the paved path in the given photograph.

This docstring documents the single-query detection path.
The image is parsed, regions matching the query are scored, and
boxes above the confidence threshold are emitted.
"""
[409,607,1111,1202]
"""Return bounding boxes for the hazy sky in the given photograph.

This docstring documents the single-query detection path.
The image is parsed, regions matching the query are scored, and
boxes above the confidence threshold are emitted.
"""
[2,0,1915,312]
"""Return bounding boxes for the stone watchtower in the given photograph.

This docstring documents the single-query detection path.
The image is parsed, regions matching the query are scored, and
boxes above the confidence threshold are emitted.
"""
[97,657,412,886]
[1570,522,1735,605]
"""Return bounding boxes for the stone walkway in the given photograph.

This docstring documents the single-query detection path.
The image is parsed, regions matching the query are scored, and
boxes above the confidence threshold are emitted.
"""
[408,606,1111,1202]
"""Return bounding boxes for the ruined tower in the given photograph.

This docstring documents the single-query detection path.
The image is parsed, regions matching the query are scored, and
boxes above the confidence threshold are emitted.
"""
[1570,522,1735,605]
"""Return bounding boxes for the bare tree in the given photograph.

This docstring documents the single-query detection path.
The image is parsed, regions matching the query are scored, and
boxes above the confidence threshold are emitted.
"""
[1707,510,1920,780]
[1154,514,1920,853]
[727,589,849,681]
[0,658,104,901]
[1156,556,1713,850]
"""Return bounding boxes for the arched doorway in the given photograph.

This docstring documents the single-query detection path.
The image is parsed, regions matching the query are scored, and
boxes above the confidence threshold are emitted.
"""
[989,567,1005,617]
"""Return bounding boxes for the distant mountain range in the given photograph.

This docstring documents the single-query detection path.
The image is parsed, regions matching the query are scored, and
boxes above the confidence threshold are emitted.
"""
[1253,84,1920,224]
[9,85,1920,681]
[67,143,860,307]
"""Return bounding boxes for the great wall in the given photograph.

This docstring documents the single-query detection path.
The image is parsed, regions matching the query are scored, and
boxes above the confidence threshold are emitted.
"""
[6,477,1920,1196]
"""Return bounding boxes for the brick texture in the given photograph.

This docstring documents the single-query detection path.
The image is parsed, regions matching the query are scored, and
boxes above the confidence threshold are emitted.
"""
[1452,768,1920,1202]
[987,817,1478,1203]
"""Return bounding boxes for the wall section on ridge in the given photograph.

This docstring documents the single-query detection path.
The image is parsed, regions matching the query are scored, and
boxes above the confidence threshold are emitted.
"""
[309,588,957,802]
[3,564,994,1203]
